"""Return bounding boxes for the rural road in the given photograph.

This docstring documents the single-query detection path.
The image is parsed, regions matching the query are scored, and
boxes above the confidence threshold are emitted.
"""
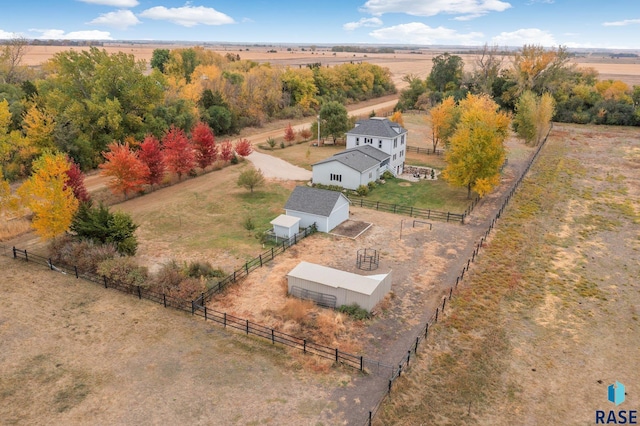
[83,96,399,190]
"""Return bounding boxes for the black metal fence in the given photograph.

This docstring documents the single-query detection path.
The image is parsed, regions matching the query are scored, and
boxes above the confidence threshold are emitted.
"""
[347,196,465,223]
[405,145,444,156]
[194,224,317,307]
[362,124,553,425]
[7,241,374,373]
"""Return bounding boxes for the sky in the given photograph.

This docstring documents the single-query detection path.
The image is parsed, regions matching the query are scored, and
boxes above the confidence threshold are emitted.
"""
[1,0,639,49]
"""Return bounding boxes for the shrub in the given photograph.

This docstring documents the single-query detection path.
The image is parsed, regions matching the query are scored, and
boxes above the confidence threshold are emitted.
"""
[266,137,276,149]
[150,260,183,293]
[97,256,149,288]
[312,183,344,192]
[367,181,377,189]
[243,216,255,230]
[185,261,226,279]
[49,236,118,273]
[281,298,315,325]
[70,202,139,256]
[337,303,370,320]
[356,185,369,196]
[381,170,395,180]
[230,155,239,164]
[280,141,285,149]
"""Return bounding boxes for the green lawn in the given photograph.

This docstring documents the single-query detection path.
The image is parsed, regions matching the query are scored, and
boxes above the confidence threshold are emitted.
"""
[353,176,472,213]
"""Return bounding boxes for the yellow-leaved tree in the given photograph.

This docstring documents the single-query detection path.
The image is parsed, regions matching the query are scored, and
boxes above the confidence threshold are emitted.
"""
[18,152,79,239]
[427,96,458,152]
[443,93,510,198]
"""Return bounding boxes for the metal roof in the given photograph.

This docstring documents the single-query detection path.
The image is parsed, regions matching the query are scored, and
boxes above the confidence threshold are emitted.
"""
[284,186,350,217]
[270,214,301,228]
[312,145,390,172]
[287,261,389,296]
[346,117,407,139]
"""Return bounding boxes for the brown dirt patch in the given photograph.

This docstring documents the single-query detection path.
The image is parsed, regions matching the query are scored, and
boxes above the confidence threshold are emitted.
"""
[330,219,372,239]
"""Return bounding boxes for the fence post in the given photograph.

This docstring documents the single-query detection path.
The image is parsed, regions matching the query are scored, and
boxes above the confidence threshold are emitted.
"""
[435,307,438,323]
[272,329,275,344]
[282,240,286,251]
[191,300,195,315]
[74,266,78,279]
[12,246,16,258]
[410,206,413,217]
[246,319,249,334]
[360,356,364,371]
[398,364,402,377]
[335,348,339,363]
[294,233,297,244]
[271,247,274,260]
[442,297,446,312]
[163,293,166,307]
[415,337,419,353]
[137,286,141,299]
[424,323,429,338]
[224,312,227,328]
[259,254,262,267]
[204,306,207,321]
[25,250,28,262]
[369,411,372,426]
[103,275,107,288]
[455,276,459,287]
[449,287,453,300]
[388,379,392,394]
[49,258,53,270]
[447,212,450,222]
[303,339,306,353]
[407,350,411,367]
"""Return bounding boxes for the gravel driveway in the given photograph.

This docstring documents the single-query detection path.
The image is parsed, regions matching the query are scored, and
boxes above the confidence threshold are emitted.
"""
[245,150,312,181]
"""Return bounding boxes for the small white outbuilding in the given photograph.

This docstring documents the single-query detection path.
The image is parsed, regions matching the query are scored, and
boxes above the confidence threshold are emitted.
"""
[284,186,350,233]
[270,214,300,240]
[286,261,392,312]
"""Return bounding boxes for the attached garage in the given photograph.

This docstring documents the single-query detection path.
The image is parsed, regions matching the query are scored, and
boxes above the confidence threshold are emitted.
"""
[284,186,350,233]
[286,261,392,312]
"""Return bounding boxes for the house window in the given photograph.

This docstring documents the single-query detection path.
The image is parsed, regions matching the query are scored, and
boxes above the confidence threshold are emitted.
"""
[356,137,360,146]
[401,135,405,145]
[330,173,342,182]
[378,140,382,148]
[394,138,398,148]
[393,154,397,161]
[400,150,404,157]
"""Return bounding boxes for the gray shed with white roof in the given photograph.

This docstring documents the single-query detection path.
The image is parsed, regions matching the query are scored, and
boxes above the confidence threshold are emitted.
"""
[284,186,350,233]
[286,261,392,312]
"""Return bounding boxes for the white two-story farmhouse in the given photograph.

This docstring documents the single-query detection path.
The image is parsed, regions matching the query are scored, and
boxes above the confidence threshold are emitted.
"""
[345,117,407,176]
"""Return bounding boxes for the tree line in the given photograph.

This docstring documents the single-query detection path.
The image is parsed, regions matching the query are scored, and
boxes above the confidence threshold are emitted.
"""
[0,42,396,181]
[396,44,640,127]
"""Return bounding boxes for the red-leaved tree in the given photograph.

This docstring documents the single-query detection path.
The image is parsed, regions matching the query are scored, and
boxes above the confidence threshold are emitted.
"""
[99,142,149,199]
[163,126,195,180]
[298,128,312,140]
[234,138,253,157]
[65,157,90,203]
[139,134,165,188]
[219,140,234,162]
[284,123,296,144]
[191,122,217,169]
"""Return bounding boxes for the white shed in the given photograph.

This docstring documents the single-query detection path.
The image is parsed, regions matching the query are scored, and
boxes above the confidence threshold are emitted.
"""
[270,214,300,239]
[284,186,350,233]
[286,261,392,312]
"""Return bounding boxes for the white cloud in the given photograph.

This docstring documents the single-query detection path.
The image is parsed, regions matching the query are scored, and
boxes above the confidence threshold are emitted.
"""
[491,28,556,46]
[88,10,141,30]
[30,29,113,40]
[139,5,235,27]
[343,17,383,31]
[369,22,483,45]
[0,29,22,39]
[78,0,139,6]
[602,18,640,27]
[361,0,511,19]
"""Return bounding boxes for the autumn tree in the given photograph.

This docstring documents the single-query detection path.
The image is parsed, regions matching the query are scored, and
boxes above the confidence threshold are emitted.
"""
[22,103,56,152]
[390,111,405,127]
[320,101,350,143]
[237,167,264,193]
[0,36,30,84]
[18,152,79,239]
[65,158,90,203]
[99,141,149,199]
[219,140,234,162]
[471,44,505,96]
[138,135,165,188]
[191,122,217,169]
[234,138,253,157]
[298,128,312,140]
[428,53,465,95]
[443,93,510,198]
[513,91,555,146]
[162,126,194,180]
[284,123,296,144]
[427,96,459,151]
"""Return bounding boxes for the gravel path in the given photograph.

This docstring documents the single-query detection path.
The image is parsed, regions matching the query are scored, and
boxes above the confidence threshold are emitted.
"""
[245,150,312,180]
